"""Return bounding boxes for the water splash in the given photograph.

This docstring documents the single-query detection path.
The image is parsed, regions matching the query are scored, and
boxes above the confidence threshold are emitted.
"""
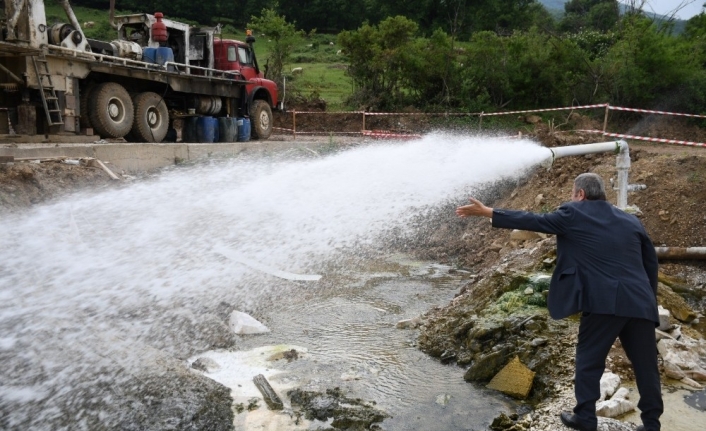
[0,133,551,428]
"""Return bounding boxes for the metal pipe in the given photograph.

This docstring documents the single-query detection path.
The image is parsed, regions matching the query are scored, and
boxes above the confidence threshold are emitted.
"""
[548,140,623,161]
[57,0,88,45]
[655,247,706,260]
[6,0,26,41]
[0,63,24,84]
[546,140,631,209]
[615,140,630,209]
[109,0,118,29]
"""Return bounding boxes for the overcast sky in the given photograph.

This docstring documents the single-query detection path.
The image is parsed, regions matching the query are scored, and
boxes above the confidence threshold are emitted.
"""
[620,0,705,19]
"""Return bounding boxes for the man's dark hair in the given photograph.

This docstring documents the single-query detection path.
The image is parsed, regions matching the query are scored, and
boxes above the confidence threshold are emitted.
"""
[574,173,606,201]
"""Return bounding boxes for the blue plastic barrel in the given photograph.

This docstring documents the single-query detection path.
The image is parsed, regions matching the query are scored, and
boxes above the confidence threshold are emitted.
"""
[237,117,251,142]
[155,47,174,65]
[183,117,198,142]
[155,47,176,71]
[196,116,219,143]
[142,47,158,64]
[218,117,238,142]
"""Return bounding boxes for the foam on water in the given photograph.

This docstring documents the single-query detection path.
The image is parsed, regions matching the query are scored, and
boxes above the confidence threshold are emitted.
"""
[0,132,551,427]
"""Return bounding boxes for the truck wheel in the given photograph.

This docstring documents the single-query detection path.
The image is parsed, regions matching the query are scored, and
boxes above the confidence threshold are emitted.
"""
[130,92,169,142]
[250,99,272,140]
[89,82,134,139]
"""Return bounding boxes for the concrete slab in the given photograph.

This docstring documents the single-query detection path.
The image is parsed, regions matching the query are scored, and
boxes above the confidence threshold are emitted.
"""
[0,137,360,173]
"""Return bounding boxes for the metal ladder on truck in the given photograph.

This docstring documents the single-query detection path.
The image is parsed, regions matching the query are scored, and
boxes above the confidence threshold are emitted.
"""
[31,53,64,128]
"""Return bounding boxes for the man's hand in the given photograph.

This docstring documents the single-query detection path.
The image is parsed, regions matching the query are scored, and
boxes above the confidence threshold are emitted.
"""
[455,197,493,218]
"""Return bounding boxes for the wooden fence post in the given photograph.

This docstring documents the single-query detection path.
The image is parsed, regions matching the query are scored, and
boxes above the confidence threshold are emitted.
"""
[362,111,366,133]
[292,110,296,140]
[603,105,610,134]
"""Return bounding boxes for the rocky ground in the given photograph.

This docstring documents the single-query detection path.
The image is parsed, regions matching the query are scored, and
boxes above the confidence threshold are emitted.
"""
[1,114,706,430]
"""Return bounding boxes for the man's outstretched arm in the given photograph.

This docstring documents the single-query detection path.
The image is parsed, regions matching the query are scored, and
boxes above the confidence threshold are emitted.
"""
[456,197,493,218]
[456,197,571,235]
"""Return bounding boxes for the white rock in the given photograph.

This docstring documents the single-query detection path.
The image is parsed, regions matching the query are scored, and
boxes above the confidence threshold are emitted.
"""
[664,360,686,379]
[596,387,635,418]
[228,311,270,335]
[396,316,423,329]
[435,393,451,406]
[599,371,621,401]
[668,325,682,340]
[686,368,706,381]
[680,376,704,388]
[510,229,541,241]
[658,339,700,372]
[658,305,671,331]
[524,287,534,295]
[655,328,676,341]
[531,338,547,347]
[657,337,706,382]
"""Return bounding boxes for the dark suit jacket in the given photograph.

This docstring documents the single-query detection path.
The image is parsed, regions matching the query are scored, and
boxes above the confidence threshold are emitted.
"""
[492,200,659,323]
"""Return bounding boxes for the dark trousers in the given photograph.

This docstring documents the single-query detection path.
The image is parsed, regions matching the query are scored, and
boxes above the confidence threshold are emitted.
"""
[573,313,663,431]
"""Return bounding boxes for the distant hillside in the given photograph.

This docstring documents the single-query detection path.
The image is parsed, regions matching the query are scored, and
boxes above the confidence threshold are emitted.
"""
[537,0,566,14]
[536,0,687,34]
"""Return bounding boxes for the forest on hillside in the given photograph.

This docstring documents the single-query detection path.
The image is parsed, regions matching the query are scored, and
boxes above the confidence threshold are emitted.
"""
[68,0,706,114]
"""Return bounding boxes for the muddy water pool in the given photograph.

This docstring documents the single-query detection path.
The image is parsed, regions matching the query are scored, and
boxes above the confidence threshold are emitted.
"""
[195,255,518,430]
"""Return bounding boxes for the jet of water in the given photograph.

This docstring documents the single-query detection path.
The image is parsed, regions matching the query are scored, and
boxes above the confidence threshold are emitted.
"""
[0,132,551,429]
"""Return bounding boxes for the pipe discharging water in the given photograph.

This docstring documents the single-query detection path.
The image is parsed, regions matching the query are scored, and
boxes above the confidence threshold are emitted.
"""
[0,133,555,429]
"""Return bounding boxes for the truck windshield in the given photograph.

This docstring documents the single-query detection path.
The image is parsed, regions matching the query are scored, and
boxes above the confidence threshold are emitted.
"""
[227,46,237,62]
[238,46,252,65]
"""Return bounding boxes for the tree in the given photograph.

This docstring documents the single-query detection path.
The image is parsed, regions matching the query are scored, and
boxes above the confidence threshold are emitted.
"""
[248,8,305,89]
[600,15,701,108]
[337,16,421,110]
[560,0,619,33]
[277,0,370,32]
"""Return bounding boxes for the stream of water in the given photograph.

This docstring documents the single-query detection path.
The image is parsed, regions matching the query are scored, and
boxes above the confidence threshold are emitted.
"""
[0,133,552,429]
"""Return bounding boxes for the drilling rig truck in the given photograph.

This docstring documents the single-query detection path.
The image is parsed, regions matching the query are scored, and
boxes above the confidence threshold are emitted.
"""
[0,0,279,143]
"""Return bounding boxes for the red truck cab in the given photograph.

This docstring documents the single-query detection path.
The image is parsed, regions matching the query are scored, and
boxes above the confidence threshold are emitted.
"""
[213,38,279,138]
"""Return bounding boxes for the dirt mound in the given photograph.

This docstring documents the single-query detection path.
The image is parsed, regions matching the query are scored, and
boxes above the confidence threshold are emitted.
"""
[0,160,117,214]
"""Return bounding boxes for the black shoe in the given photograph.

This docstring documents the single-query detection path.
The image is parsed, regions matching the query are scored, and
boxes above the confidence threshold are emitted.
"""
[559,411,597,431]
[636,426,659,431]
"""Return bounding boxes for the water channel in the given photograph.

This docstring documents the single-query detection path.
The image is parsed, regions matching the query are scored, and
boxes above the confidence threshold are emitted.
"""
[0,133,553,429]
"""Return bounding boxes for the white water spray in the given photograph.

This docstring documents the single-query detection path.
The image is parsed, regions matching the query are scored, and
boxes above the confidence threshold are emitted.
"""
[0,133,551,428]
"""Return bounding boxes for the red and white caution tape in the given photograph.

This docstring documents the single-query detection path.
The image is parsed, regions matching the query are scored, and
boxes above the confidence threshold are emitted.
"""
[285,104,705,119]
[287,110,365,115]
[478,104,608,117]
[577,130,706,148]
[290,105,608,117]
[608,106,706,119]
[363,112,476,116]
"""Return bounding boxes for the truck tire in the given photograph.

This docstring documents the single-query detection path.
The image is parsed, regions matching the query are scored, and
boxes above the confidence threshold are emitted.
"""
[130,92,169,142]
[250,99,272,140]
[88,82,134,139]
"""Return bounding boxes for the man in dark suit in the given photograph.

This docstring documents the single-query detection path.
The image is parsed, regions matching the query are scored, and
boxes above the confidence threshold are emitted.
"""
[456,173,662,431]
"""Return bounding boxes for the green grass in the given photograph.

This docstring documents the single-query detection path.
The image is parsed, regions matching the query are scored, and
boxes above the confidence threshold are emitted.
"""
[284,63,351,111]
[232,31,353,110]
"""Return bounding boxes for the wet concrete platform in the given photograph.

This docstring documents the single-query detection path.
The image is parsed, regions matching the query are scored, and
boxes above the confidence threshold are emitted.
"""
[0,136,353,173]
